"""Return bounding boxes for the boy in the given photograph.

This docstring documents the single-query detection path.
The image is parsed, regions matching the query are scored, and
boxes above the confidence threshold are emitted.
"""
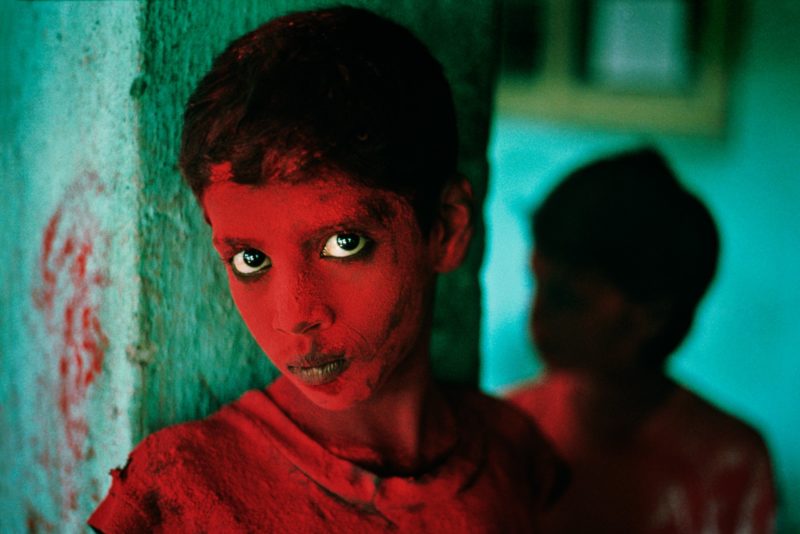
[89,7,563,532]
[508,148,776,533]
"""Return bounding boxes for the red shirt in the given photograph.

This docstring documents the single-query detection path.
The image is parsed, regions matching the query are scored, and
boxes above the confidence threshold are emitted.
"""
[89,379,564,533]
[509,372,777,534]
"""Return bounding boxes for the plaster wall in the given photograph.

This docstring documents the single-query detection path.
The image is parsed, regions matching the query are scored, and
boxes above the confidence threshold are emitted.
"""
[0,1,143,531]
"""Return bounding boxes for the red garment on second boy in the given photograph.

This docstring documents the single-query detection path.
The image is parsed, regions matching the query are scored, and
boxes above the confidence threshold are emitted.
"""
[509,371,776,534]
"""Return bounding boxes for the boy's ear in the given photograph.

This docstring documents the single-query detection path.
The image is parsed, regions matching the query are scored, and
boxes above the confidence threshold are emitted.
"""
[430,176,474,273]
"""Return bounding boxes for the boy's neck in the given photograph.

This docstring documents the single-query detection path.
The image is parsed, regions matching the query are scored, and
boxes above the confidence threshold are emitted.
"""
[269,348,458,477]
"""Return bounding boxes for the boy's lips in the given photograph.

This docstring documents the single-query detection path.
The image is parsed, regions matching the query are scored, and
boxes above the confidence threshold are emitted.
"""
[286,353,349,386]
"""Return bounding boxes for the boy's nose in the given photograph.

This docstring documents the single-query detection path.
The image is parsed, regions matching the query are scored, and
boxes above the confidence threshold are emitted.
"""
[272,302,334,335]
[270,274,334,335]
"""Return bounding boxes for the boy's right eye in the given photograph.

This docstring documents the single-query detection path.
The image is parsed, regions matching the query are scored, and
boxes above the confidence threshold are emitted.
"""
[231,248,271,276]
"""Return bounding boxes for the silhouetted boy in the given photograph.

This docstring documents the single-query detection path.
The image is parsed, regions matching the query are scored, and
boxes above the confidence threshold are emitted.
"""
[509,148,776,533]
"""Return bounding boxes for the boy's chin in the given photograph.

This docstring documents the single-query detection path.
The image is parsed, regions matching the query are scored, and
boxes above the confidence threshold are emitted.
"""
[290,375,373,412]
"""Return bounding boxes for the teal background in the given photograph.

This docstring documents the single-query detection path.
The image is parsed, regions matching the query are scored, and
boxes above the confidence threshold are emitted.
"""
[481,1,800,531]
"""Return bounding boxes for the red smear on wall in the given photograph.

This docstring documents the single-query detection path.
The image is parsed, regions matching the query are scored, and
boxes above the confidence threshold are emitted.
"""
[31,171,109,522]
[26,506,55,534]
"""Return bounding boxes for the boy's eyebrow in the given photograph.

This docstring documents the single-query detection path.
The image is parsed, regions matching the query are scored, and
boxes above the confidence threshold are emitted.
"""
[210,197,402,248]
[313,197,400,234]
[361,197,397,226]
[212,236,254,249]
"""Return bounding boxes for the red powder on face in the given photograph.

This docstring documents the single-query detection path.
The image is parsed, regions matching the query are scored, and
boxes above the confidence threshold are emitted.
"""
[31,171,109,523]
[202,177,436,411]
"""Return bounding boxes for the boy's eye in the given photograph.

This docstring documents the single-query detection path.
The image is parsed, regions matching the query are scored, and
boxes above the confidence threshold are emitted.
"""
[231,248,271,275]
[321,233,369,258]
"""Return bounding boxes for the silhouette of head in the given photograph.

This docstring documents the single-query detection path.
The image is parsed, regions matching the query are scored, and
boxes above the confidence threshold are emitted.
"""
[532,148,720,368]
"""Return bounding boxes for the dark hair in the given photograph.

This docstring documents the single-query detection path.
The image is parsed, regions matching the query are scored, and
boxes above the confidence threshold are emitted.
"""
[533,148,720,364]
[179,6,458,233]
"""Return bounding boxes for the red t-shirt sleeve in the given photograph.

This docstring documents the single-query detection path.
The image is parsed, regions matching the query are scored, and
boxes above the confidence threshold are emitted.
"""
[87,464,154,532]
[87,436,164,533]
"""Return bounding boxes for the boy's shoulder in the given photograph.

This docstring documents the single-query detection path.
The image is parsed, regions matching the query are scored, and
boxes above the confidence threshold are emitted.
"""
[655,386,772,458]
[87,388,295,532]
[503,371,571,420]
[448,382,549,445]
[505,372,770,455]
[120,387,287,469]
[443,382,570,507]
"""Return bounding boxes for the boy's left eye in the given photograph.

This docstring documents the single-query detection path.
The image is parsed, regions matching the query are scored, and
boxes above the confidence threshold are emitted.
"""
[321,233,369,258]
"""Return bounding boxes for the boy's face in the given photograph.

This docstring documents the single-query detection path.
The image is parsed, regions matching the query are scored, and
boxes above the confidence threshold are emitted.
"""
[530,252,647,375]
[202,175,440,410]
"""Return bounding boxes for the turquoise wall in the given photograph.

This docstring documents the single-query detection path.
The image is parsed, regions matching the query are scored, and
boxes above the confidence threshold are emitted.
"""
[481,1,800,531]
[0,1,495,531]
[0,2,143,531]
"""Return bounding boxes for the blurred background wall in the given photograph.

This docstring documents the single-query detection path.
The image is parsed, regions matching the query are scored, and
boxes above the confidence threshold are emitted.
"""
[482,0,800,531]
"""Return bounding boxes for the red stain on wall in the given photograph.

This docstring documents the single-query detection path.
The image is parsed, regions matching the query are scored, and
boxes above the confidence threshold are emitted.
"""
[26,505,55,534]
[31,171,109,522]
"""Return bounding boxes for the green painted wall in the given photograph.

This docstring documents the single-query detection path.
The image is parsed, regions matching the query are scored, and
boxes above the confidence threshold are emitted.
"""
[482,0,800,530]
[0,1,496,530]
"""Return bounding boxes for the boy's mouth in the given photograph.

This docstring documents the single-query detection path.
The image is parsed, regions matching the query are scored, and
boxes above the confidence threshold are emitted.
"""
[286,353,349,386]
